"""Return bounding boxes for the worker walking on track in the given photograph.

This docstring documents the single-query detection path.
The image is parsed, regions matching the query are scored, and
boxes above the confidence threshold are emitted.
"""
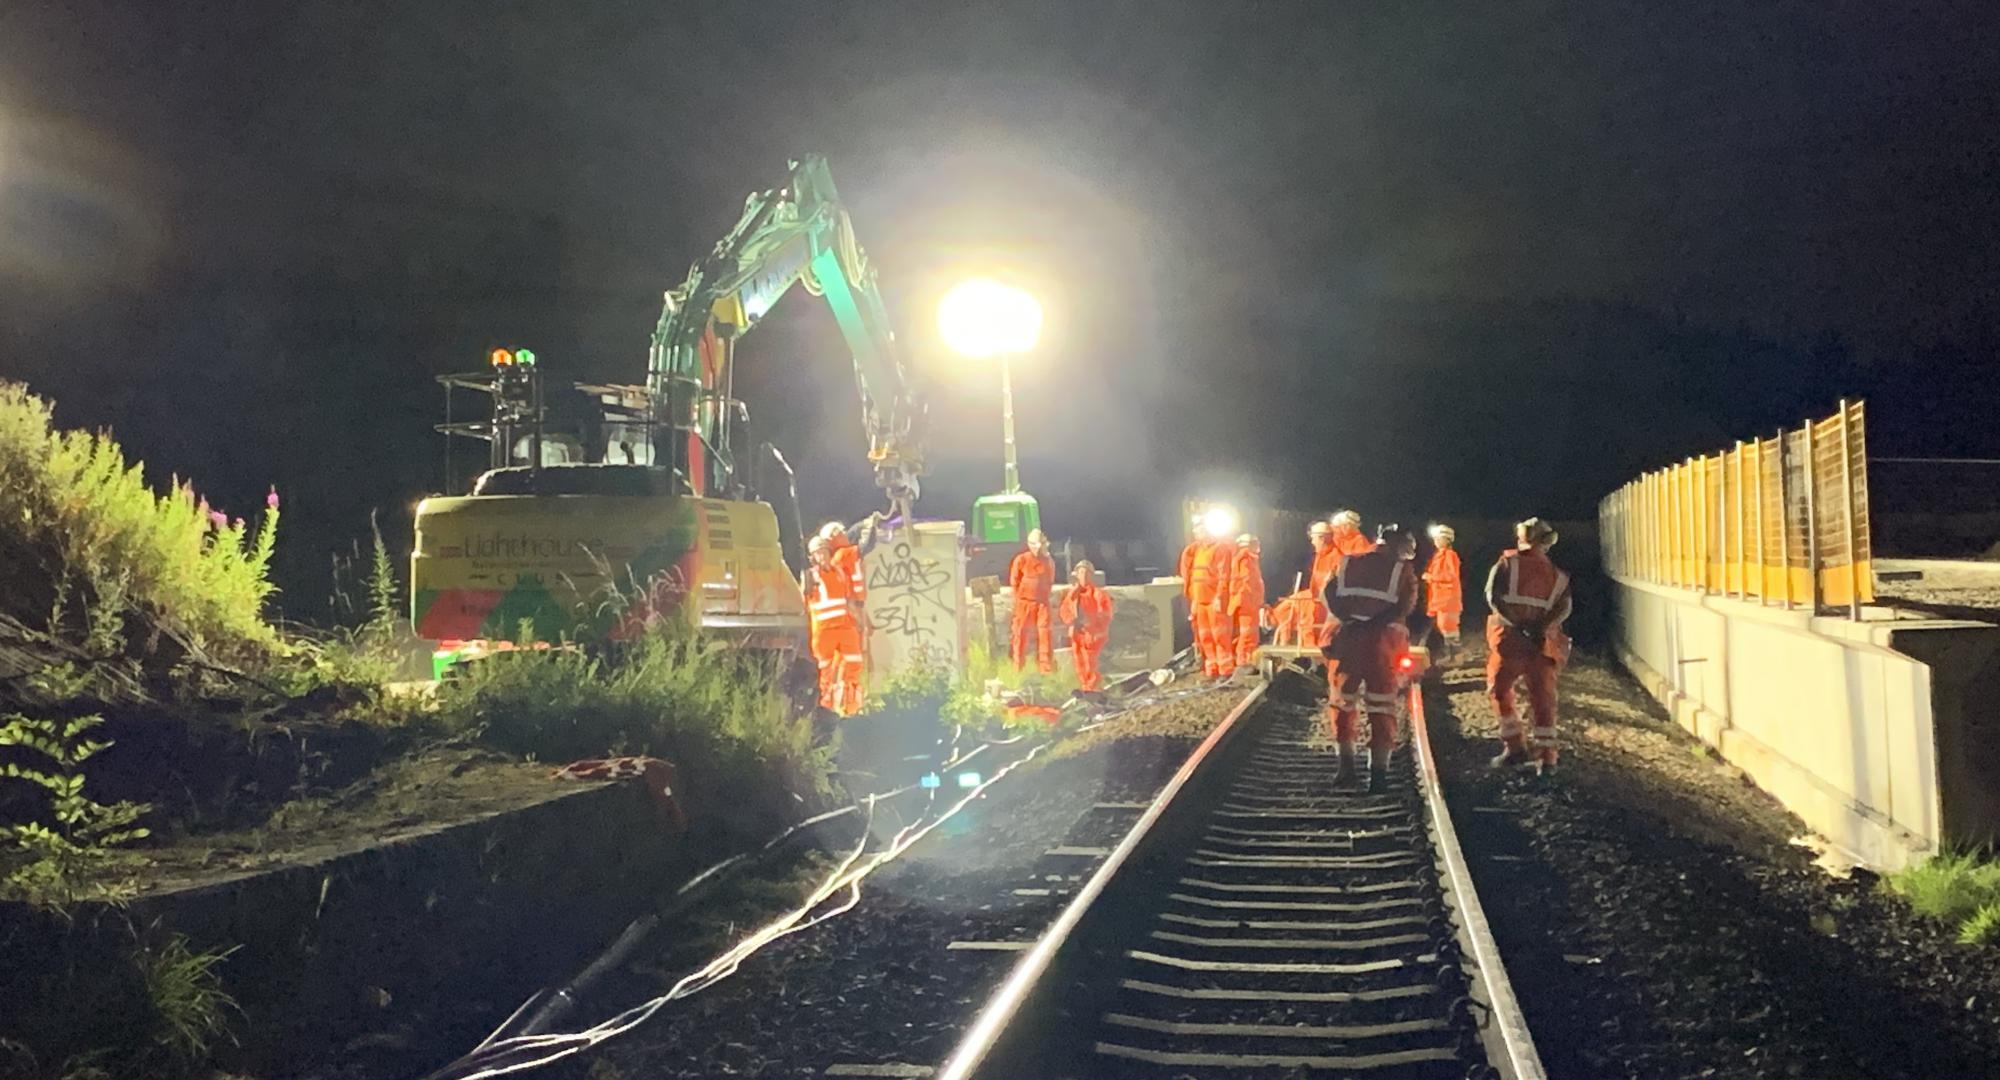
[1424,523,1464,653]
[1179,520,1236,677]
[1318,509,1378,648]
[1059,559,1114,692]
[1010,528,1058,674]
[1228,534,1265,671]
[805,536,865,715]
[1323,524,1419,792]
[1485,518,1573,775]
[1328,524,1424,788]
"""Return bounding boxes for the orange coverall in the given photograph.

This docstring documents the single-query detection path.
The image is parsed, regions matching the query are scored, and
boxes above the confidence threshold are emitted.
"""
[805,564,864,715]
[1010,549,1057,673]
[1059,580,1115,691]
[1485,548,1573,765]
[1423,547,1463,639]
[1180,537,1237,676]
[1227,545,1265,669]
[1324,548,1417,757]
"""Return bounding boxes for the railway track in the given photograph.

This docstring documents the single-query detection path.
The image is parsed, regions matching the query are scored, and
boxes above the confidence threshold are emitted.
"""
[935,675,1546,1079]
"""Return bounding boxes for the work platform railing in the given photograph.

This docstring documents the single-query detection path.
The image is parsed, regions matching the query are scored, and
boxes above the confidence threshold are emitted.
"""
[1600,400,1873,616]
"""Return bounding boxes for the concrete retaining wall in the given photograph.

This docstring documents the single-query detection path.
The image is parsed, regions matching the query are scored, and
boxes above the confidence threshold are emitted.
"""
[1610,575,2000,870]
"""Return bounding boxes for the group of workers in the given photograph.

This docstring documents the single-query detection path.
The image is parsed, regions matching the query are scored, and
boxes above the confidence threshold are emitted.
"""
[805,507,1572,791]
[1184,510,1572,790]
[1006,528,1116,692]
[803,523,1119,717]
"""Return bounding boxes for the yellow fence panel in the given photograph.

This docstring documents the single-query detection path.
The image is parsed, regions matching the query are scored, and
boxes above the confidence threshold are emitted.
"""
[1598,402,1874,617]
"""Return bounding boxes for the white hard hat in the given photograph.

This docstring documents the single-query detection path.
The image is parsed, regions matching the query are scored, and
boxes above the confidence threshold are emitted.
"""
[808,536,830,555]
[1330,509,1361,527]
[1236,533,1256,547]
[1427,523,1455,543]
[1517,517,1559,548]
[818,521,846,540]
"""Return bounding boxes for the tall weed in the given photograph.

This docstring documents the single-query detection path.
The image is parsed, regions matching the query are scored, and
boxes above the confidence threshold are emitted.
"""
[0,382,281,674]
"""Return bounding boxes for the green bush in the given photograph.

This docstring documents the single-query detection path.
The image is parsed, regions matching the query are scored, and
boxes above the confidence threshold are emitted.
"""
[434,625,829,800]
[1885,849,2000,944]
[0,381,280,676]
[0,710,152,906]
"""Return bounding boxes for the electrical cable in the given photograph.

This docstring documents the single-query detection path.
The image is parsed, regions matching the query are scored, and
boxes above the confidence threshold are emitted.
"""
[419,737,1050,1080]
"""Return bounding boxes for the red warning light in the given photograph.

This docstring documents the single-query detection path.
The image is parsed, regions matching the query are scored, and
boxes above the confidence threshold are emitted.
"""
[1398,655,1415,671]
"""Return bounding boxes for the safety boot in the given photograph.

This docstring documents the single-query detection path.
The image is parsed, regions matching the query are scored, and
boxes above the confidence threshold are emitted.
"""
[1489,747,1533,770]
[1334,745,1359,788]
[1367,765,1390,794]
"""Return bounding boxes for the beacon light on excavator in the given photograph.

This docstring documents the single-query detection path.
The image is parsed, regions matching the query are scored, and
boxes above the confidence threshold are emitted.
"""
[413,155,926,658]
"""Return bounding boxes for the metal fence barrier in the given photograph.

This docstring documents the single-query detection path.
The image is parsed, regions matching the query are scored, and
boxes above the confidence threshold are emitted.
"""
[1600,400,1872,616]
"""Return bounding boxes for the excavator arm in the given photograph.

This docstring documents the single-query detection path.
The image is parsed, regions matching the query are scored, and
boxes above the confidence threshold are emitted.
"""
[647,155,926,523]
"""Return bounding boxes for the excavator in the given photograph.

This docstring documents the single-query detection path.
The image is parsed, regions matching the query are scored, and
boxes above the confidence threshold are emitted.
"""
[410,155,926,660]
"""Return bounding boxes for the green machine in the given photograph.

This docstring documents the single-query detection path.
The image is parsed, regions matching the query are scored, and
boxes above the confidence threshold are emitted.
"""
[972,491,1040,546]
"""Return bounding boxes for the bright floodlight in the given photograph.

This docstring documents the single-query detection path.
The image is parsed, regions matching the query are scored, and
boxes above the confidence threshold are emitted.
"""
[1202,504,1240,538]
[939,278,1042,358]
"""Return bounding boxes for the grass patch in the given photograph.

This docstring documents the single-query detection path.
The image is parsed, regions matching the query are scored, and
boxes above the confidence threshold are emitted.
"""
[1884,849,2000,944]
[434,625,831,803]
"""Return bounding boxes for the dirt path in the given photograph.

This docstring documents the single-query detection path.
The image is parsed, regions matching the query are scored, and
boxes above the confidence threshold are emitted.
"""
[1427,650,2000,1079]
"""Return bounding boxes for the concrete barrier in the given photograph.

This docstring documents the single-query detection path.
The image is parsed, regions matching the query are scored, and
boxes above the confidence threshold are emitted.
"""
[1610,576,2000,870]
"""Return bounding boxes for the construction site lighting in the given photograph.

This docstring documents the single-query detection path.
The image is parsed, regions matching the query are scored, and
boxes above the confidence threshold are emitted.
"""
[1202,503,1240,538]
[938,278,1042,359]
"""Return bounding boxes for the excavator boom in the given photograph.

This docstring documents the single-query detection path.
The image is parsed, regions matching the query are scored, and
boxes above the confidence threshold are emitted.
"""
[648,155,926,522]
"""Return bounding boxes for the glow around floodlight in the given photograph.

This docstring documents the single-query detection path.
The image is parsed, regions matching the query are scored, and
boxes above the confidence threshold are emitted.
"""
[938,278,1042,358]
[1202,504,1240,538]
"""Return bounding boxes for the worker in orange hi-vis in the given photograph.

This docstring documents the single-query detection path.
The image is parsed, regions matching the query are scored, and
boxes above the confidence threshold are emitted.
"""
[1485,518,1574,775]
[1193,528,1238,677]
[1318,509,1378,649]
[1179,519,1227,677]
[1423,523,1464,650]
[1228,534,1266,671]
[1009,528,1058,674]
[1268,520,1335,648]
[1323,524,1419,792]
[1059,559,1115,692]
[804,536,865,715]
[819,520,869,685]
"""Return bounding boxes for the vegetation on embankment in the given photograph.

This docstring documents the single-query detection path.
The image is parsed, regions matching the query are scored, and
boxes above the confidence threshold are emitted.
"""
[1885,849,2000,945]
[0,380,838,1078]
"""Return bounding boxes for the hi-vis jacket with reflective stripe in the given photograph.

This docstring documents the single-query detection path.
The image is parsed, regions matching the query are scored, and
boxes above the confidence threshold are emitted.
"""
[1010,550,1056,604]
[1324,548,1417,624]
[805,564,859,631]
[1484,548,1572,628]
[829,535,867,604]
[1180,538,1237,605]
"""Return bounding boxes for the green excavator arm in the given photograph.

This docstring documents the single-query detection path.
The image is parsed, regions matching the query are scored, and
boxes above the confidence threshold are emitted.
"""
[647,155,926,523]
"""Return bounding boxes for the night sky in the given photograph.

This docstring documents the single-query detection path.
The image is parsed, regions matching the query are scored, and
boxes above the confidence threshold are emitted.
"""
[3,2,1997,618]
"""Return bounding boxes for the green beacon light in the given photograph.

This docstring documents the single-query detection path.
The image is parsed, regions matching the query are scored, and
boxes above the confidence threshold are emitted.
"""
[514,348,536,368]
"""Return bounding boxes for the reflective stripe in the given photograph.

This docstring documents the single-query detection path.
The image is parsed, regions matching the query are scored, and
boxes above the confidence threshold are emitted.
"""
[1334,559,1405,604]
[842,653,865,662]
[811,598,848,612]
[1530,726,1558,746]
[1501,559,1568,610]
[1495,713,1524,738]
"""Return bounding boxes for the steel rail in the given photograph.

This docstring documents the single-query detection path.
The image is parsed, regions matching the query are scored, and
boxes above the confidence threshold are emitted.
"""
[934,680,1271,1080]
[1407,681,1548,1080]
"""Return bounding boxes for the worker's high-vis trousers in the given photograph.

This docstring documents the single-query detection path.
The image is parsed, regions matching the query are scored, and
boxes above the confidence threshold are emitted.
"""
[1071,630,1106,692]
[1191,604,1227,676]
[1328,623,1402,758]
[1434,610,1461,641]
[1013,599,1055,673]
[813,624,865,716]
[1231,611,1260,670]
[1486,617,1560,764]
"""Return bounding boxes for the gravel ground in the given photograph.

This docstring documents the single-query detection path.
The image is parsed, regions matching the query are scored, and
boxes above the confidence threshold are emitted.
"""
[519,685,1248,1079]
[1425,649,2000,1079]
